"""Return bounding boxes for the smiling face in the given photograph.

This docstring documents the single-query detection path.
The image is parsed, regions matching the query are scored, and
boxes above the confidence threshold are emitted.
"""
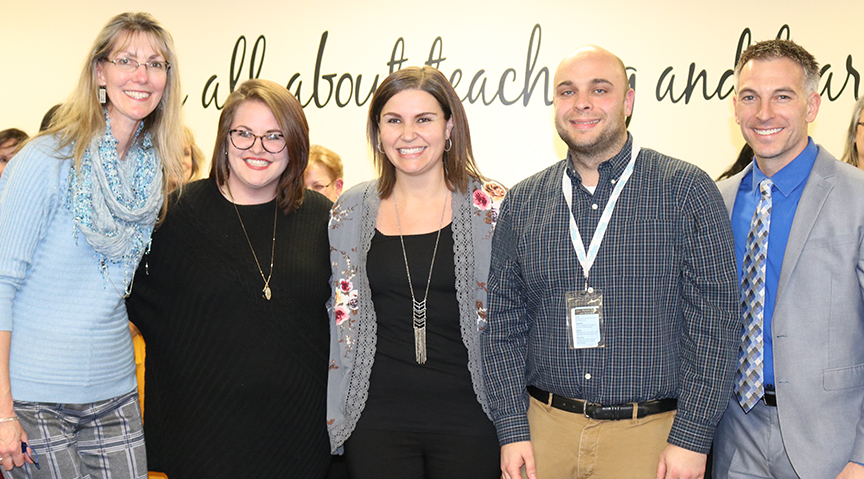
[378,89,454,182]
[553,47,634,164]
[734,57,820,174]
[96,32,167,140]
[225,100,289,204]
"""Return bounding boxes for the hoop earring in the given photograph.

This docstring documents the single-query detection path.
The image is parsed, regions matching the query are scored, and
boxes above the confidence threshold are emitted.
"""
[444,138,452,152]
[377,140,384,153]
[98,86,107,104]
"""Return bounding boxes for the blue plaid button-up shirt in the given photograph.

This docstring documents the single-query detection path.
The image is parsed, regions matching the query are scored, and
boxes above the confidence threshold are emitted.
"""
[482,135,739,453]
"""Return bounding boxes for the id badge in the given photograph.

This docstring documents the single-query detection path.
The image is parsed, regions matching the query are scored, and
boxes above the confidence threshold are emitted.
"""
[565,289,604,349]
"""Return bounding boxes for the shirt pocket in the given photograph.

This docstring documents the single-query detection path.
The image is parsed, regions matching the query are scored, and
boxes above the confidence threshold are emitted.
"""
[605,219,675,278]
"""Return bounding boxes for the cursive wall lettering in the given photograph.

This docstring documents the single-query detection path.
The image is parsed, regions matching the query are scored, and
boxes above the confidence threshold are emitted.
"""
[201,24,859,111]
[202,35,265,109]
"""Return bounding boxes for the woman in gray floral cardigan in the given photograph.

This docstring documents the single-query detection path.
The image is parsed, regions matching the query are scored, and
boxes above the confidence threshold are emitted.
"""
[326,66,505,479]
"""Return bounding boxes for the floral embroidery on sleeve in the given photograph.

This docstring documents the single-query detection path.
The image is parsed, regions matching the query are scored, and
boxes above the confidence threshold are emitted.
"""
[331,247,359,356]
[473,181,507,237]
[335,278,359,325]
[329,199,361,357]
[472,181,507,329]
[476,299,488,331]
[329,201,354,230]
[473,189,492,210]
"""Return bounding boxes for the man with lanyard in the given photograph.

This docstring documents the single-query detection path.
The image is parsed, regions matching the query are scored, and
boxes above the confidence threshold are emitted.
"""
[713,39,864,479]
[482,45,739,479]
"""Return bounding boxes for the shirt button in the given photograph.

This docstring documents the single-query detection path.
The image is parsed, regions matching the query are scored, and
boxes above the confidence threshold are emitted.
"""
[610,178,617,184]
[585,373,592,380]
[591,204,598,210]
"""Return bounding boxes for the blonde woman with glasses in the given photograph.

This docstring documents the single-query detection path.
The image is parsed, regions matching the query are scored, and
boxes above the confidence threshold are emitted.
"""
[0,12,184,478]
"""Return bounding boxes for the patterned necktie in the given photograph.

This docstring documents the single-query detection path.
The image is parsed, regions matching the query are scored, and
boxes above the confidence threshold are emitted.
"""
[735,178,773,412]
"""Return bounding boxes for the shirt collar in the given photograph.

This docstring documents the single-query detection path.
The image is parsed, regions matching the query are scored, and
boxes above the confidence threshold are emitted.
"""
[750,138,817,198]
[565,133,633,183]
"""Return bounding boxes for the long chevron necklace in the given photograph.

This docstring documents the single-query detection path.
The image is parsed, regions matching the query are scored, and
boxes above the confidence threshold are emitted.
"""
[393,192,449,364]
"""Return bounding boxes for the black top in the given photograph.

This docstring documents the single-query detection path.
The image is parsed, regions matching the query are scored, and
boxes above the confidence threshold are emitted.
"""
[360,224,494,435]
[126,178,332,478]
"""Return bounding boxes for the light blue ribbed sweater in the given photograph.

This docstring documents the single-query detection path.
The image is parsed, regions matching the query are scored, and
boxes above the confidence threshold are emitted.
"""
[0,135,136,403]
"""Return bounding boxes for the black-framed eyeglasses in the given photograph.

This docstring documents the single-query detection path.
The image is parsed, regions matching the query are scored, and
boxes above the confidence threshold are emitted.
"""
[228,129,287,154]
[22,442,39,470]
[858,122,864,128]
[106,57,170,75]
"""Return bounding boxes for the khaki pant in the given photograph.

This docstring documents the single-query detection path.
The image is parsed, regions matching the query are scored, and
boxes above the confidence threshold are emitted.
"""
[524,395,676,478]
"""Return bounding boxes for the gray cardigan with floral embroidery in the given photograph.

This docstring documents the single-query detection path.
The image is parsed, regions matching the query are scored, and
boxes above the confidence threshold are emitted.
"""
[326,178,504,453]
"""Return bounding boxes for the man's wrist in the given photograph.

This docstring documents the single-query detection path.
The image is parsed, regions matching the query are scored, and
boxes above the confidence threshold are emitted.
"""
[495,416,531,446]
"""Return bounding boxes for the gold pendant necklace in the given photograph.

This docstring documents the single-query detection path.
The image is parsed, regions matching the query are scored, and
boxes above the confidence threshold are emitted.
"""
[393,191,449,365]
[230,191,278,301]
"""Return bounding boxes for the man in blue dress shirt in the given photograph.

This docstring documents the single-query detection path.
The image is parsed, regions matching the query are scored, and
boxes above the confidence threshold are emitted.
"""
[714,39,864,479]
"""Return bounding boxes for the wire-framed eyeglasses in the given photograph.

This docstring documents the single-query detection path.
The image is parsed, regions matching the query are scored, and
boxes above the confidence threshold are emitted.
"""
[106,57,170,75]
[310,180,335,192]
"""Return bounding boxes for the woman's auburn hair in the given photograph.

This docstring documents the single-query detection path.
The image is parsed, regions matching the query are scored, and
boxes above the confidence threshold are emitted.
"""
[209,79,310,214]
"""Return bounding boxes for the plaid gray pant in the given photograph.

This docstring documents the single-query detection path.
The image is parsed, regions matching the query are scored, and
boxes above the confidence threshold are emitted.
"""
[3,389,146,479]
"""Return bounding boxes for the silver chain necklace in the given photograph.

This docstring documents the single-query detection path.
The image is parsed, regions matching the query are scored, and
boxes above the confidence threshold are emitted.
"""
[100,259,135,298]
[393,191,449,364]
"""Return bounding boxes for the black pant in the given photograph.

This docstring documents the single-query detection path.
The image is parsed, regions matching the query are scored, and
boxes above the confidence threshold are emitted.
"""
[344,427,500,479]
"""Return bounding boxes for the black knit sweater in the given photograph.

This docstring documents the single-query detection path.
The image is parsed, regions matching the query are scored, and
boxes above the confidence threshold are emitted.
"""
[127,178,332,478]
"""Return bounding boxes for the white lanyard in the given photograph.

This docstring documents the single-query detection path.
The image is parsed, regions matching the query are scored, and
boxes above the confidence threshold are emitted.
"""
[562,142,640,289]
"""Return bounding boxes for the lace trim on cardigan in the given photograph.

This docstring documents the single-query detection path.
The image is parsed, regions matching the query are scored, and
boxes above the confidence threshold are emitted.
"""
[333,183,380,451]
[328,180,503,452]
[453,184,490,417]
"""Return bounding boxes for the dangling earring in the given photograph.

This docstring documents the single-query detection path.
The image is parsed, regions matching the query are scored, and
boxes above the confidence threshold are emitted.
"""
[444,138,452,152]
[98,86,107,104]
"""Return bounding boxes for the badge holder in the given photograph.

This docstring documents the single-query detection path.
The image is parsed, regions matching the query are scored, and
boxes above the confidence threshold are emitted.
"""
[565,288,604,349]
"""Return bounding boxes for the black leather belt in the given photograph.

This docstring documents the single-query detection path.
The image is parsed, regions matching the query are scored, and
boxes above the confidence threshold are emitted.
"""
[527,386,677,420]
[763,391,777,407]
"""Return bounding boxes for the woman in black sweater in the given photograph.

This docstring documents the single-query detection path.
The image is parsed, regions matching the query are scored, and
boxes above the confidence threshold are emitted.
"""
[127,79,332,478]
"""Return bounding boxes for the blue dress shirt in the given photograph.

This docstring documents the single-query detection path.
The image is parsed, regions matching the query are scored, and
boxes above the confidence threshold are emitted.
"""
[730,139,817,390]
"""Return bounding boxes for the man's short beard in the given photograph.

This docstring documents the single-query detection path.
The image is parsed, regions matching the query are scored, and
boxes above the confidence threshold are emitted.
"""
[555,118,626,160]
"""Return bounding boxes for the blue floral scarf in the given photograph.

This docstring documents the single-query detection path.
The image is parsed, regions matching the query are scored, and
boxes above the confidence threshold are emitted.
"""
[66,110,163,289]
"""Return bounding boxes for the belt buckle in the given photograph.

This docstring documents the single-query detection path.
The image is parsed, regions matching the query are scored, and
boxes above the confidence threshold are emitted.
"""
[584,400,596,419]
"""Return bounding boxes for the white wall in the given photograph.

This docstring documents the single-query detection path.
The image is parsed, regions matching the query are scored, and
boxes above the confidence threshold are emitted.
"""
[3,0,862,188]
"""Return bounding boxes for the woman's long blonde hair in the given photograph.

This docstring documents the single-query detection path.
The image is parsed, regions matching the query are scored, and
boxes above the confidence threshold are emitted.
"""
[40,12,185,214]
[841,96,864,167]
